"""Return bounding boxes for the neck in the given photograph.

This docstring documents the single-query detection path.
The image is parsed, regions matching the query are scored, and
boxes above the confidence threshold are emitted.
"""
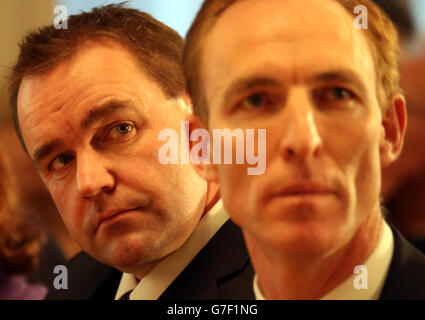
[132,183,220,280]
[248,205,384,299]
[133,262,157,281]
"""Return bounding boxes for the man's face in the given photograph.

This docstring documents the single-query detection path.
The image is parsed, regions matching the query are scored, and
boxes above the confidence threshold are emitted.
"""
[18,40,207,270]
[200,0,390,256]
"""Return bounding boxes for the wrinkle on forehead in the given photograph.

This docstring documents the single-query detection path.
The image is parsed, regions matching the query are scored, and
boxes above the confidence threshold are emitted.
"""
[18,74,88,155]
[17,41,150,156]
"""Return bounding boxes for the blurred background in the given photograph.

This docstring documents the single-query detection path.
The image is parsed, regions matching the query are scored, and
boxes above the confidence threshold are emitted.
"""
[0,0,424,289]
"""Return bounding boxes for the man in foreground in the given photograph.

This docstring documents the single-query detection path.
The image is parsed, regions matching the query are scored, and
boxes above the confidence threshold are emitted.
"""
[10,4,253,299]
[183,0,425,299]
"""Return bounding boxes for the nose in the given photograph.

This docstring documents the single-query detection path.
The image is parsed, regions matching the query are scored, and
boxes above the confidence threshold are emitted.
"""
[279,88,323,161]
[76,150,116,197]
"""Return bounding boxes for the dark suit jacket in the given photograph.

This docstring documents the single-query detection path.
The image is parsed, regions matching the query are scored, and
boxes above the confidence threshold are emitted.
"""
[45,220,254,300]
[380,227,425,299]
[413,238,425,255]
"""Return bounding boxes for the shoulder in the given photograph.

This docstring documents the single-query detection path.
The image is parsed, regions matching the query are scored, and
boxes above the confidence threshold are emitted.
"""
[381,227,425,299]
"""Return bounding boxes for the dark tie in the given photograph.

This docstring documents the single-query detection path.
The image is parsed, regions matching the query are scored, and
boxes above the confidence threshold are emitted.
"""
[119,290,132,300]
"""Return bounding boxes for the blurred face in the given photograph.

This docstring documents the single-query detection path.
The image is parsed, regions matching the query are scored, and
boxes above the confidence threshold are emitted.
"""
[18,41,207,270]
[200,0,390,256]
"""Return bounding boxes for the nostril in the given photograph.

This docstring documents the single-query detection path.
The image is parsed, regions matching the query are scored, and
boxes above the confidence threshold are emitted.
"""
[282,147,296,160]
[313,143,322,157]
[101,184,114,194]
[76,153,116,197]
[287,148,295,156]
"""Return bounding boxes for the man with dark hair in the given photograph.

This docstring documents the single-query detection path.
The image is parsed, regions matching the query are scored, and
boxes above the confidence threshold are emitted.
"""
[184,0,425,299]
[10,4,253,300]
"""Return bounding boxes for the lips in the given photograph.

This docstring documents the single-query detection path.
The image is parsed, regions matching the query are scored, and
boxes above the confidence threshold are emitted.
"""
[271,183,334,198]
[96,207,141,228]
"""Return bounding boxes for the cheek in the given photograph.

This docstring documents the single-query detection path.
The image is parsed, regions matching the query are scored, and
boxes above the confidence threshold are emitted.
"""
[46,180,71,218]
[124,136,203,217]
[121,134,167,185]
[330,118,382,213]
[46,179,87,237]
[354,134,382,210]
[217,164,253,225]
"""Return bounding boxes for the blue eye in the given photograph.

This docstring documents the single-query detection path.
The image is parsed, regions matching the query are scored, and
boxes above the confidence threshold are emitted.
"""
[331,88,352,100]
[105,123,134,140]
[50,153,75,171]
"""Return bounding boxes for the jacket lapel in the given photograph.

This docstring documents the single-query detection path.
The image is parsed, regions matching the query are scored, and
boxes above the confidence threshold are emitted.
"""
[159,220,255,299]
[380,227,425,299]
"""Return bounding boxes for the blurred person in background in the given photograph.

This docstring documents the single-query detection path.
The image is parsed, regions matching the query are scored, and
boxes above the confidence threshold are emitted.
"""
[0,145,47,299]
[0,119,80,285]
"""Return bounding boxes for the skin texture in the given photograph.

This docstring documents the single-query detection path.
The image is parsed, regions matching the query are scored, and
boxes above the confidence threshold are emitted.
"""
[191,0,406,299]
[18,40,209,278]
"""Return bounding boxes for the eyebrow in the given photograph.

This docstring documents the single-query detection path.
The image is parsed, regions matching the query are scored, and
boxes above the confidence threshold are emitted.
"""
[32,138,65,167]
[221,77,282,106]
[312,69,367,93]
[32,99,140,166]
[220,69,367,105]
[80,99,139,129]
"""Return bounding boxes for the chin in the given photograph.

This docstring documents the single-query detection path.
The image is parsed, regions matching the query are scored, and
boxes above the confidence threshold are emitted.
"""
[261,220,343,257]
[101,234,162,269]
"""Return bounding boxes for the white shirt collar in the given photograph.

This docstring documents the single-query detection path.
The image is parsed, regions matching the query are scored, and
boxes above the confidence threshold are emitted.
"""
[253,221,394,300]
[115,200,229,300]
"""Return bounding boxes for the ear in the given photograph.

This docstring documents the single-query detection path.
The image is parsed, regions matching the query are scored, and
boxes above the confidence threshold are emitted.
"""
[187,114,219,183]
[176,92,194,115]
[380,94,407,167]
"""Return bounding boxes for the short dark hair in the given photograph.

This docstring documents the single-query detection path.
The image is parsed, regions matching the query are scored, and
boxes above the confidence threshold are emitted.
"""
[9,3,185,153]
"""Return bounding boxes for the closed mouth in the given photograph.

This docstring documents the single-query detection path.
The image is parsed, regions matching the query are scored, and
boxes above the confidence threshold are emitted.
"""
[272,184,334,198]
[97,207,141,228]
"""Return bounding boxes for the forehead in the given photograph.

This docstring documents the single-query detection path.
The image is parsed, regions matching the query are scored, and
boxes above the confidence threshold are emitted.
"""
[17,40,169,156]
[202,0,375,98]
[18,40,157,118]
